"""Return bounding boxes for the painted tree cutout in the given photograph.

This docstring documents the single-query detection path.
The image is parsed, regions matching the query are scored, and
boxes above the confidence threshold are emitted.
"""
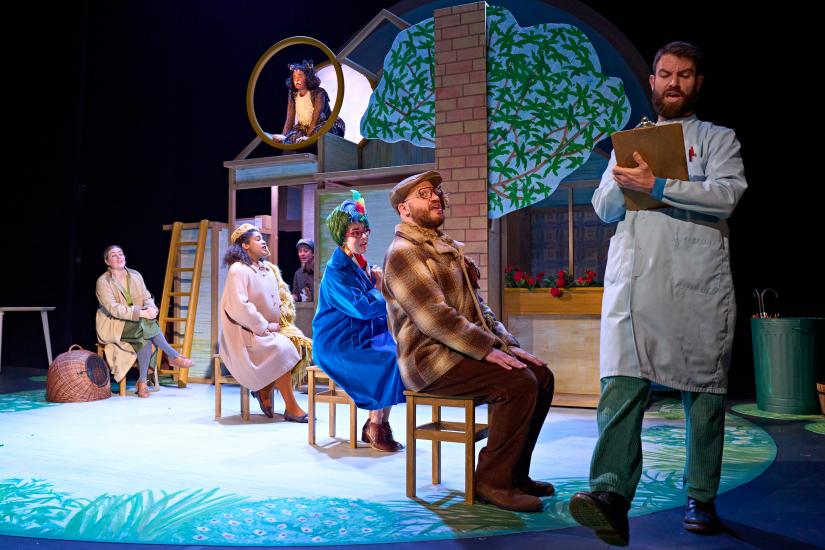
[486,6,629,217]
[359,19,435,147]
[360,7,630,217]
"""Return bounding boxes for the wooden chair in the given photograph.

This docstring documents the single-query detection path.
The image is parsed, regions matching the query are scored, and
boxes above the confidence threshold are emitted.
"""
[404,390,489,504]
[96,343,158,396]
[307,366,357,448]
[213,354,250,421]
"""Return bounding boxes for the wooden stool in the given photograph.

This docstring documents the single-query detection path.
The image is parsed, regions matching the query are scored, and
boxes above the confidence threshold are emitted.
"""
[96,343,158,396]
[404,390,489,504]
[213,354,250,421]
[307,366,357,448]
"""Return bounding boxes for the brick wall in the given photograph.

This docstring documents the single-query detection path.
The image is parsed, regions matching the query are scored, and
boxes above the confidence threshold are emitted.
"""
[433,2,489,298]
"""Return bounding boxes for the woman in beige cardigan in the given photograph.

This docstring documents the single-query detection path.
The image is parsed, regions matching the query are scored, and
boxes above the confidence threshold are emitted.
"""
[96,245,193,398]
[219,224,311,421]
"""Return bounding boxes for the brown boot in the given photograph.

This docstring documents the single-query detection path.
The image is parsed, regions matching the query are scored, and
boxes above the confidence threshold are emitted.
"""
[136,380,150,398]
[383,422,404,451]
[517,477,556,497]
[476,485,542,512]
[363,420,398,452]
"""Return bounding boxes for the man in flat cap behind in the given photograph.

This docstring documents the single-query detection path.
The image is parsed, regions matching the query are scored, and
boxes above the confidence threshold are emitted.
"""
[292,238,315,302]
[381,170,555,513]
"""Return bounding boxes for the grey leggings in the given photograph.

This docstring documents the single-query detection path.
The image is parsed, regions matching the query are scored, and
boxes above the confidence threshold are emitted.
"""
[136,334,179,382]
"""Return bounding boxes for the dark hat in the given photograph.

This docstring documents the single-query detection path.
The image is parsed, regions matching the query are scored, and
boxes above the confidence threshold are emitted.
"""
[389,170,443,210]
[296,238,314,251]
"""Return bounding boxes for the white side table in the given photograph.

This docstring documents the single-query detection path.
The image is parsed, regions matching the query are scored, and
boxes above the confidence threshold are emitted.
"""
[0,307,56,373]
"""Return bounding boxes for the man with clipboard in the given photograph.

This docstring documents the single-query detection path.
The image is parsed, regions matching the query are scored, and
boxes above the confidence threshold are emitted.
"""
[569,42,747,545]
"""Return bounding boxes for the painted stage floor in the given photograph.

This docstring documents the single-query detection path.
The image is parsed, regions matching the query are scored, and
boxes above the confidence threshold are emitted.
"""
[0,371,780,547]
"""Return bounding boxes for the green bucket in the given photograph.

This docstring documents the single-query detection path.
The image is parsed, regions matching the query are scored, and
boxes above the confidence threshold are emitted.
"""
[751,317,825,414]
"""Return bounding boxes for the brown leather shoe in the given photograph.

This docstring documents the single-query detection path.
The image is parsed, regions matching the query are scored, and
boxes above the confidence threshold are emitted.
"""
[136,381,150,398]
[476,485,542,513]
[383,422,404,451]
[518,477,556,497]
[363,420,398,452]
[169,355,193,369]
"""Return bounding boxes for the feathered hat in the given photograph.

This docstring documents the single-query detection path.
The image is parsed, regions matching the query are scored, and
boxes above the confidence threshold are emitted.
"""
[326,190,369,245]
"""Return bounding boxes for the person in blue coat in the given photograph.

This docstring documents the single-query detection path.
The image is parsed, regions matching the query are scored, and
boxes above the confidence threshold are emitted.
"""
[312,191,406,452]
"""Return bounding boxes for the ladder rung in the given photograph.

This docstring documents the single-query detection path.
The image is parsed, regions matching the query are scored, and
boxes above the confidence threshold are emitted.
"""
[169,291,191,296]
[170,343,184,348]
[166,317,188,322]
[172,267,194,272]
[176,241,198,246]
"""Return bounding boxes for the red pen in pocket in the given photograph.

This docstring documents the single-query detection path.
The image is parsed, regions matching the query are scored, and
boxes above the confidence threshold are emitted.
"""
[688,146,696,161]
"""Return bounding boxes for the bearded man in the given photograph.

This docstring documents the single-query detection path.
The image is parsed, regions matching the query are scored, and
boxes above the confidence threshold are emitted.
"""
[568,42,748,545]
[381,170,555,513]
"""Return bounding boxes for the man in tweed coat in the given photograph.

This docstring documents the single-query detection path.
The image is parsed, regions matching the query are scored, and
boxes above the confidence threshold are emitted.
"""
[382,170,555,513]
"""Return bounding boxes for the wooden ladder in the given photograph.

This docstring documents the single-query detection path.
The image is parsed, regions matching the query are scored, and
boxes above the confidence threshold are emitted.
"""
[157,220,208,387]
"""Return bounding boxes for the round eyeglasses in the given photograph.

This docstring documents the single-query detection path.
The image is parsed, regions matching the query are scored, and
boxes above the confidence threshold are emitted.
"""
[345,230,371,239]
[411,187,444,201]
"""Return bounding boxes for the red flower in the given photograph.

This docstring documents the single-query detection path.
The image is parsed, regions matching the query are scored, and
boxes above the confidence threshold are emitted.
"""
[514,271,525,283]
[557,270,566,277]
[556,278,565,288]
[577,277,585,284]
[550,287,562,297]
[536,272,545,279]
[505,266,514,273]
[527,276,536,287]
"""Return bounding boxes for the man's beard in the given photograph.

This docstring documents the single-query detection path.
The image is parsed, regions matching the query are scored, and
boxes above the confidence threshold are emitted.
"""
[652,87,698,119]
[410,203,444,229]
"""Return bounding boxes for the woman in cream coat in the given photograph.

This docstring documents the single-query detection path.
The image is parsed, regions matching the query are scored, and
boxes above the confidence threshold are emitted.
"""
[96,245,193,397]
[219,224,310,421]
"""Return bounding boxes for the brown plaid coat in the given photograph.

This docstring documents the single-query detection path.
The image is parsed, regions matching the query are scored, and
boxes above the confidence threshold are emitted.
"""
[382,223,519,391]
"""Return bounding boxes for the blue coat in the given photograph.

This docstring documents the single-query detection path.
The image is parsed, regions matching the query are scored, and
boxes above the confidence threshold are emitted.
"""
[312,247,406,409]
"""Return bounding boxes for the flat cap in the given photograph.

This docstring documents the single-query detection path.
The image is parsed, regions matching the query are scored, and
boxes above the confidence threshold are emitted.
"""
[295,238,314,251]
[389,170,443,210]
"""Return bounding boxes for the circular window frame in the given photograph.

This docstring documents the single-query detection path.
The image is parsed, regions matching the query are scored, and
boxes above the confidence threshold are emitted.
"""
[246,36,345,151]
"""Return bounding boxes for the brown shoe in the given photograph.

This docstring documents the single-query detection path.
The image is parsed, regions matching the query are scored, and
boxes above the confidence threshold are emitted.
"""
[136,381,150,398]
[476,485,543,513]
[383,422,404,451]
[169,355,193,369]
[363,420,398,452]
[518,477,556,497]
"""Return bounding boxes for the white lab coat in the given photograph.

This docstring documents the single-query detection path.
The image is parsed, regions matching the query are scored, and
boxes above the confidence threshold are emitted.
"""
[593,115,747,393]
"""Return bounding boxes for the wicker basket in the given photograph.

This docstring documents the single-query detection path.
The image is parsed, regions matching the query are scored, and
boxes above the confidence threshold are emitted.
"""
[46,344,111,403]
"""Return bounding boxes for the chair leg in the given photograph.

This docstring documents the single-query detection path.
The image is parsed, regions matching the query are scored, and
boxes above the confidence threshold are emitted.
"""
[214,357,222,419]
[308,370,317,445]
[465,401,476,504]
[329,398,336,438]
[241,386,250,421]
[349,399,357,449]
[406,395,417,498]
[432,405,441,485]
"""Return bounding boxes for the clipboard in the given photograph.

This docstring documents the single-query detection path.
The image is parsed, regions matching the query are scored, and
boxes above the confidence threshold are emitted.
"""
[611,122,689,211]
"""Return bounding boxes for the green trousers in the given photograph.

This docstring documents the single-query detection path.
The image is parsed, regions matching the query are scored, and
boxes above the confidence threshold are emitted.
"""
[589,376,726,502]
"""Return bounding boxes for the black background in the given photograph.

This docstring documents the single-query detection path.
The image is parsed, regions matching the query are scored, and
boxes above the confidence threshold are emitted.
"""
[4,1,823,398]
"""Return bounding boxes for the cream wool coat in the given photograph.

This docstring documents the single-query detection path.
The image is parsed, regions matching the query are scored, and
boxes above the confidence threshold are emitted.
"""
[95,268,156,382]
[219,262,301,391]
